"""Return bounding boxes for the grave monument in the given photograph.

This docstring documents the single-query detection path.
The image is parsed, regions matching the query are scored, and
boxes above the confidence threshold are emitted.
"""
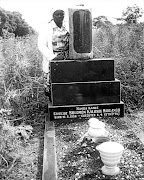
[48,5,124,121]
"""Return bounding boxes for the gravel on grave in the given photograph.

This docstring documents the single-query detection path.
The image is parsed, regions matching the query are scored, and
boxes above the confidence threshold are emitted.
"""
[54,117,144,180]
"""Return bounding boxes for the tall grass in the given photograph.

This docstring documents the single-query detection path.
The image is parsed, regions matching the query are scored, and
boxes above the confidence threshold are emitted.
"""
[93,23,144,111]
[0,34,46,119]
[0,34,45,177]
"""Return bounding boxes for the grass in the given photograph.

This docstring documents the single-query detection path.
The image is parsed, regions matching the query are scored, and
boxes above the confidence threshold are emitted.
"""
[0,113,45,180]
[0,34,46,179]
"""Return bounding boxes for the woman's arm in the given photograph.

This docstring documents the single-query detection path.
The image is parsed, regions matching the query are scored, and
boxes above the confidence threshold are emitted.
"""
[38,24,56,60]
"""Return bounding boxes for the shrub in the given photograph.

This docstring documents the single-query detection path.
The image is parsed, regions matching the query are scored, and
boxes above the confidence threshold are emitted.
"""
[0,7,35,37]
[0,35,46,118]
[93,23,144,111]
[0,110,34,178]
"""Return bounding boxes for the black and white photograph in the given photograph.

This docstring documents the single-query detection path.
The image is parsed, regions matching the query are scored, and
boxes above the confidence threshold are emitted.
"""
[0,0,144,179]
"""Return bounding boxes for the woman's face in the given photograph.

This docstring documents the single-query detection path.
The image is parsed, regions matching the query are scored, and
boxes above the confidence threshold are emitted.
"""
[53,10,64,26]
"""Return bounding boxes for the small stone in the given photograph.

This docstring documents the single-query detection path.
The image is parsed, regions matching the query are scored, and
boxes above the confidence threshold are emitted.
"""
[75,172,80,178]
[82,143,87,147]
[121,160,125,163]
[64,145,67,149]
[121,178,125,180]
[126,175,130,179]
[138,164,143,168]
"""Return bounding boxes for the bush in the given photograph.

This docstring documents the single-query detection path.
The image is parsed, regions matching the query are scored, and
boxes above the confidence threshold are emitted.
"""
[93,23,144,111]
[0,34,44,176]
[0,35,46,118]
[0,8,35,37]
[0,109,34,178]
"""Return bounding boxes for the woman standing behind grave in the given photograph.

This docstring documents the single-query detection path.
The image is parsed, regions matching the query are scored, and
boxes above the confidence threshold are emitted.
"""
[38,8,69,100]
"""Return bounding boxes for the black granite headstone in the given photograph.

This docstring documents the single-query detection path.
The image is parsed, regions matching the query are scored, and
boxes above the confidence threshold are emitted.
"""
[48,101,124,120]
[73,10,92,53]
[47,7,124,121]
[50,59,114,83]
[51,79,121,106]
[68,7,93,59]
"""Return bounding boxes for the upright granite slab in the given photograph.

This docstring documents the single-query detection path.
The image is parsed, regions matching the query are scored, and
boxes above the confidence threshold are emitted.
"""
[51,79,121,106]
[50,58,114,83]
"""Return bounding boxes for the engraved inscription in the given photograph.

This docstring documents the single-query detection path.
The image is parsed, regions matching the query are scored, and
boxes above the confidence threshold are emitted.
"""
[53,106,121,120]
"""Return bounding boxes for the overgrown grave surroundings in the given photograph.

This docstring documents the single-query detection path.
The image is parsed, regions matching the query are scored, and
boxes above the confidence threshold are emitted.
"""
[0,21,144,180]
[54,117,144,180]
[0,35,46,180]
[52,23,144,179]
[0,109,45,180]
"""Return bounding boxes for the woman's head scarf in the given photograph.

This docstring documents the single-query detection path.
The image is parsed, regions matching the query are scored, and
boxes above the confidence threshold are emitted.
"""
[50,7,65,17]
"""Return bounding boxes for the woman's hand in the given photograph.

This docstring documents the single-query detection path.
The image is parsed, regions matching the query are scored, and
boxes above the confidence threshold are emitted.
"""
[53,52,64,60]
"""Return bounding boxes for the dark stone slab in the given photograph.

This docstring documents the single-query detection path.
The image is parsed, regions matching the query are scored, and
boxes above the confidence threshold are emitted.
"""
[48,101,124,121]
[68,8,93,59]
[50,58,114,83]
[73,10,92,53]
[51,79,120,106]
[42,120,57,180]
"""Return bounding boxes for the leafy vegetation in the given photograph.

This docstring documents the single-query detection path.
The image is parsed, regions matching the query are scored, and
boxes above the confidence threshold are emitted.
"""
[0,35,46,118]
[0,7,35,37]
[0,34,45,179]
[93,20,144,112]
[120,4,143,24]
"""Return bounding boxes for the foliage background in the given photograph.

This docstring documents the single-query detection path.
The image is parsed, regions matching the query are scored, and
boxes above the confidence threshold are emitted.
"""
[93,22,144,111]
[0,34,45,179]
[0,35,46,118]
[0,7,35,37]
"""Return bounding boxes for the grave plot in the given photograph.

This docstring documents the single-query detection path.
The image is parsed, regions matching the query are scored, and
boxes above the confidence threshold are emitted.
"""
[42,6,127,180]
[54,117,144,180]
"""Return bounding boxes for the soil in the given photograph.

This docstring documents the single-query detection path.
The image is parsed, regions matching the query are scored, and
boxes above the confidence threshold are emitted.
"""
[0,114,45,180]
[1,112,144,180]
[55,116,144,180]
